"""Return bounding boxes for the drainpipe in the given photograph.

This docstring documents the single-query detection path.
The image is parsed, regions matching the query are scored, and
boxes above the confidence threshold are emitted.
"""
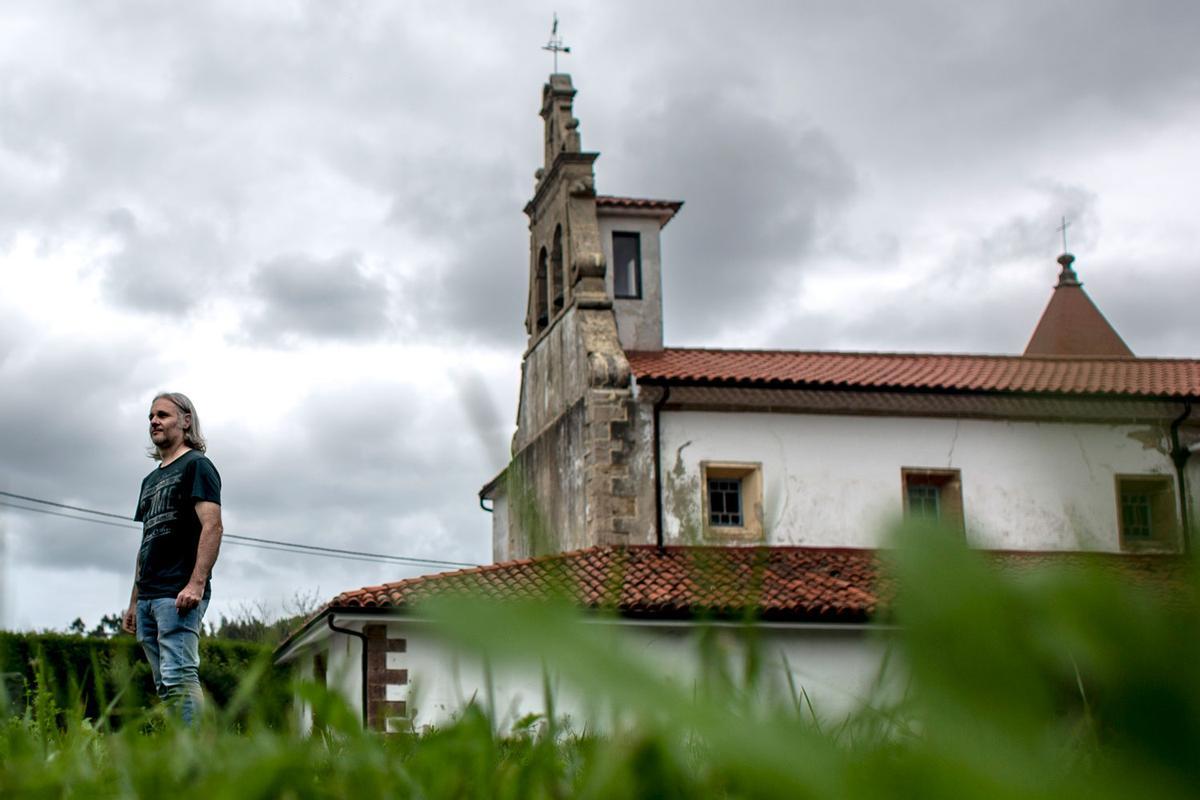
[1170,401,1194,554]
[653,384,671,550]
[327,614,369,729]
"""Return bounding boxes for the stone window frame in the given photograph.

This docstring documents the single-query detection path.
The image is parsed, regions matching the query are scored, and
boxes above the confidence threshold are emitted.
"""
[700,461,764,541]
[901,467,965,534]
[612,231,643,299]
[1115,473,1181,552]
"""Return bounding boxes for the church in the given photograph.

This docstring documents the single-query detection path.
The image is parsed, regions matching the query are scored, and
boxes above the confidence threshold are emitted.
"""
[276,73,1200,732]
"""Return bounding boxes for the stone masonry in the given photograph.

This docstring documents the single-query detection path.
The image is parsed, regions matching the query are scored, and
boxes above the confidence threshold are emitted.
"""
[364,623,407,731]
[496,74,657,557]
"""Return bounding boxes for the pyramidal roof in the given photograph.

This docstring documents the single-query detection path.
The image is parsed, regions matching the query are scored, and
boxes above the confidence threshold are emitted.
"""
[1024,254,1134,357]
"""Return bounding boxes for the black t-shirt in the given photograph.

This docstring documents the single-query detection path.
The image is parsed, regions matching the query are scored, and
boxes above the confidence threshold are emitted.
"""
[133,450,222,600]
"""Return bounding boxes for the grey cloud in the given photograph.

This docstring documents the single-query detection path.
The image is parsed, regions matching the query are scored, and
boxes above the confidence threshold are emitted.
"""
[609,90,857,340]
[0,335,163,575]
[239,252,393,345]
[206,383,492,574]
[1082,256,1200,359]
[975,184,1099,268]
[324,140,532,346]
[421,214,530,348]
[100,208,231,314]
[758,183,1118,356]
[453,369,512,470]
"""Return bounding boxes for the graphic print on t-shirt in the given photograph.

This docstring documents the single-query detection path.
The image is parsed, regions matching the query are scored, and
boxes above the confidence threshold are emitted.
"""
[137,470,185,579]
[139,471,185,538]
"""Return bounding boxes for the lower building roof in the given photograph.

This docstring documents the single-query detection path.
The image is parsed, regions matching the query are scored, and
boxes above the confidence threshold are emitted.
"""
[323,545,1187,624]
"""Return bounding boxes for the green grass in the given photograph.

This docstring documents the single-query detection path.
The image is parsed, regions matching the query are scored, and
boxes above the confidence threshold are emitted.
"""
[2,528,1197,799]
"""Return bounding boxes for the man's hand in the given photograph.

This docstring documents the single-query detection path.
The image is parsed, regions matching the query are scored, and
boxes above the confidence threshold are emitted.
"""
[176,581,205,613]
[122,604,137,635]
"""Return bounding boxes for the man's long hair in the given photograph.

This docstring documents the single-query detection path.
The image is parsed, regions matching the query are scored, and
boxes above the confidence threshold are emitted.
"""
[148,391,208,460]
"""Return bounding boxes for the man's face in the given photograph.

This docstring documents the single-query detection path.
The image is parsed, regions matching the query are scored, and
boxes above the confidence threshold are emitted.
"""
[149,398,189,451]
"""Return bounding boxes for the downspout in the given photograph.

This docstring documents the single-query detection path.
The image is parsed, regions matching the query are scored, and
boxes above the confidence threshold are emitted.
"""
[1170,401,1194,554]
[327,614,370,729]
[653,384,671,550]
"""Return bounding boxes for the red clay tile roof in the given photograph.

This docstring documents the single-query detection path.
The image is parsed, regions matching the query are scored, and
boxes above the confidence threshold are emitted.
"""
[327,545,1187,623]
[626,348,1200,399]
[595,195,683,226]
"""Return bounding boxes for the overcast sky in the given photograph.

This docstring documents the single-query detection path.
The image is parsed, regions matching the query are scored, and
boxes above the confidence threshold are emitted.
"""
[2,2,1198,631]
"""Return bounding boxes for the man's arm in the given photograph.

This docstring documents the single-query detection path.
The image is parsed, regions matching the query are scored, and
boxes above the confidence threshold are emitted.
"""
[121,552,141,634]
[175,500,223,612]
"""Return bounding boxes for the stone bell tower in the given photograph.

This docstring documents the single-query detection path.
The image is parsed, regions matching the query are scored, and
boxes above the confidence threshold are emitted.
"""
[522,74,611,341]
[480,74,661,562]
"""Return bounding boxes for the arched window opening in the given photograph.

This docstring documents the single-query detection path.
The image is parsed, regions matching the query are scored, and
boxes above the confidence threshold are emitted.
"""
[535,247,549,332]
[551,225,565,311]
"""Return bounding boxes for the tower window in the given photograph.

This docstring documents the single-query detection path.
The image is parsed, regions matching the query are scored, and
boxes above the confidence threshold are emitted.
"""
[535,247,549,331]
[612,232,642,299]
[552,225,564,311]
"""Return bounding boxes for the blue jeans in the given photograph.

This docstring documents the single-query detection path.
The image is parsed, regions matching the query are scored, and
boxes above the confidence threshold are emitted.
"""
[136,596,208,725]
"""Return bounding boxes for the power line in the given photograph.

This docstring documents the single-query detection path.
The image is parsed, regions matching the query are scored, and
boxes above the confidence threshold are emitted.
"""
[0,491,479,570]
[220,538,446,567]
[225,532,473,568]
[0,500,141,531]
[0,491,132,521]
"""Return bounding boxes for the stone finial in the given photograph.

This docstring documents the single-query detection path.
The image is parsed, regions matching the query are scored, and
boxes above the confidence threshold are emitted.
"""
[1056,253,1081,287]
[541,73,581,168]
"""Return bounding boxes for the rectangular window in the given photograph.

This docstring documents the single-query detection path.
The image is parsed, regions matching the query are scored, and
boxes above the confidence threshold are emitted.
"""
[1116,475,1179,551]
[701,462,763,540]
[901,468,965,534]
[907,483,940,520]
[612,231,642,299]
[707,478,743,527]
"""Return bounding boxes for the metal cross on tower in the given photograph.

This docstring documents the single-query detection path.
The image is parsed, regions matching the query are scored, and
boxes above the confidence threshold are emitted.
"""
[542,13,570,72]
[1057,216,1071,253]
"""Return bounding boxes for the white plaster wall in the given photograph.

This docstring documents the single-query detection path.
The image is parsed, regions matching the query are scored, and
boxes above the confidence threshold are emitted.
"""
[362,620,887,732]
[324,623,365,722]
[598,215,663,351]
[660,410,1184,551]
[294,656,314,734]
[490,488,510,563]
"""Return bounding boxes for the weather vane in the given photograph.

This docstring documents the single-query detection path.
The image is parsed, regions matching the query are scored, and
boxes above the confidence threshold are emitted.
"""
[542,13,570,73]
[1057,216,1071,253]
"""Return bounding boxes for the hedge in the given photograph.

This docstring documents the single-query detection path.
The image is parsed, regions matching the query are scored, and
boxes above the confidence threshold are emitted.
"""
[0,631,291,727]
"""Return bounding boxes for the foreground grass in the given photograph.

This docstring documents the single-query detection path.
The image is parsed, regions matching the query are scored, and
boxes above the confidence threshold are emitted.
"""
[2,531,1198,799]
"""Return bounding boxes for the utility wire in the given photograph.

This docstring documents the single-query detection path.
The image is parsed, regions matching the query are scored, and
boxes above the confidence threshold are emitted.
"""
[0,491,479,570]
[0,500,142,531]
[216,538,442,567]
[0,491,132,521]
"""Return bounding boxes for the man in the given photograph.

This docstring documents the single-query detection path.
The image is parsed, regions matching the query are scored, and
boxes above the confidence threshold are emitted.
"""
[121,392,223,724]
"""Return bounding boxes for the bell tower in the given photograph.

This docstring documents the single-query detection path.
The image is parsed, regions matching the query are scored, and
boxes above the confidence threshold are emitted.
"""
[480,73,656,563]
[523,74,609,343]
